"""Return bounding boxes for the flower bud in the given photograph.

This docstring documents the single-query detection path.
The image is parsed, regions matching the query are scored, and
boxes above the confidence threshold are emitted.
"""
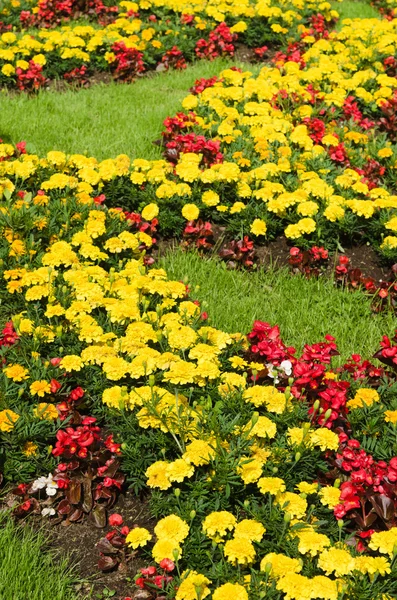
[272,467,278,474]
[172,547,180,561]
[264,562,272,575]
[295,452,302,462]
[174,488,180,498]
[334,478,341,488]
[251,411,259,426]
[284,512,291,523]
[190,510,196,520]
[324,408,332,420]
[244,499,250,508]
[337,520,344,529]
[313,400,320,411]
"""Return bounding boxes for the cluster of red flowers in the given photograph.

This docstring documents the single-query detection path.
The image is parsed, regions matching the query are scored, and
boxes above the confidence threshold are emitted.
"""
[110,42,145,82]
[247,320,397,544]
[164,133,223,166]
[218,236,256,269]
[20,0,118,28]
[190,75,219,95]
[288,246,329,277]
[182,220,215,251]
[16,61,47,92]
[134,560,175,596]
[160,46,187,71]
[63,64,89,86]
[195,22,236,60]
[162,111,197,138]
[0,321,19,347]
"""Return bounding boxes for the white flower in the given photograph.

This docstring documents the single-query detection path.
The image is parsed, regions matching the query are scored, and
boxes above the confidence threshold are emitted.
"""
[41,507,56,517]
[280,360,293,376]
[31,473,58,496]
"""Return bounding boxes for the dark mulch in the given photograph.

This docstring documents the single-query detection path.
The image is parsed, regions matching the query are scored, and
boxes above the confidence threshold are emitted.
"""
[48,491,153,599]
[157,236,393,284]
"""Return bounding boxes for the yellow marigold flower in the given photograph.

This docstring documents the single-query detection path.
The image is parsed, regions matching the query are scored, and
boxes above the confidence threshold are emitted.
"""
[385,410,397,424]
[182,203,199,221]
[250,218,267,236]
[318,486,341,509]
[183,439,215,466]
[3,364,29,382]
[354,556,391,576]
[30,380,51,397]
[381,236,397,250]
[141,203,159,221]
[202,190,220,206]
[224,537,256,565]
[102,386,129,409]
[296,482,318,495]
[378,147,393,158]
[126,527,152,549]
[202,511,236,540]
[0,409,20,432]
[60,355,83,372]
[385,216,397,232]
[167,459,195,483]
[213,583,248,600]
[368,528,397,558]
[145,461,172,490]
[310,428,339,452]
[154,515,189,544]
[297,530,331,557]
[347,388,380,409]
[23,441,38,457]
[163,361,197,385]
[318,547,356,576]
[176,571,211,600]
[260,553,301,578]
[243,386,286,413]
[33,403,58,421]
[257,477,286,496]
[324,203,345,222]
[152,539,182,563]
[277,492,307,519]
[234,519,265,542]
[247,416,277,439]
[238,458,263,485]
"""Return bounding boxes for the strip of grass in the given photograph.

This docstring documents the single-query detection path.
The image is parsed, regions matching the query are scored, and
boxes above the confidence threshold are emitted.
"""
[0,59,254,160]
[0,515,82,600]
[161,250,394,364]
[332,0,380,22]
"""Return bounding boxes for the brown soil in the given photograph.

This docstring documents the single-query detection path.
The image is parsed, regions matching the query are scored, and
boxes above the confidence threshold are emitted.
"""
[13,490,154,600]
[156,235,394,284]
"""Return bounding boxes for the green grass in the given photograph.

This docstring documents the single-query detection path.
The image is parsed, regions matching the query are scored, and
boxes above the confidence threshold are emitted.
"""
[332,0,380,22]
[0,515,81,600]
[161,250,394,364]
[0,59,255,161]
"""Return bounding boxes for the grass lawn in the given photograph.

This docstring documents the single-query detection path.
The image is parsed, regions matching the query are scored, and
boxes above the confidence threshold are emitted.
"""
[332,0,379,22]
[0,58,255,160]
[0,515,82,600]
[161,250,394,364]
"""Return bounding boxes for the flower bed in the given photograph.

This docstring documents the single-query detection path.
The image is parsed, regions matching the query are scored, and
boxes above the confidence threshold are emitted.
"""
[1,185,397,597]
[0,0,338,90]
[3,18,397,268]
[3,4,397,599]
